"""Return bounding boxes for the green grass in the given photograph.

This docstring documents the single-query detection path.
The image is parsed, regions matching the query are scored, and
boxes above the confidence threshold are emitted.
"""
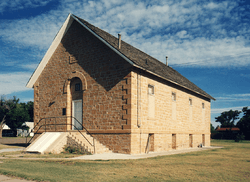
[0,151,86,159]
[0,140,249,181]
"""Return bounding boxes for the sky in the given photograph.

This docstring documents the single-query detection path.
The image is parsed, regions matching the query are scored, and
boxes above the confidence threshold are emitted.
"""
[0,0,249,127]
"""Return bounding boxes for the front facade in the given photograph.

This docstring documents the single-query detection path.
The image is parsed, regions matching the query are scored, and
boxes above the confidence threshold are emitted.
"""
[27,14,214,154]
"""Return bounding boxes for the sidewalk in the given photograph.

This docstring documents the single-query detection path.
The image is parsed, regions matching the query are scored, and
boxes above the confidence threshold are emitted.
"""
[73,146,222,160]
[0,175,34,182]
[0,148,24,153]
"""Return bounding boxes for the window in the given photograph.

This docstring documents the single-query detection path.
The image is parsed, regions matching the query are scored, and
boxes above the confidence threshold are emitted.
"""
[172,92,177,120]
[75,83,81,91]
[189,98,193,122]
[172,134,176,149]
[148,85,154,95]
[202,103,205,109]
[189,98,192,106]
[62,108,66,115]
[172,92,176,101]
[148,85,155,118]
[69,55,78,64]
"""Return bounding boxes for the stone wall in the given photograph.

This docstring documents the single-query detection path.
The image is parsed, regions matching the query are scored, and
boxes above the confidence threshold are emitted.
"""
[130,70,211,154]
[34,20,133,153]
[92,134,131,154]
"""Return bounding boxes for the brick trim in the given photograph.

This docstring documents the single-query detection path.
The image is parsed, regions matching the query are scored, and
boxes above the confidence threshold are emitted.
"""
[63,71,87,93]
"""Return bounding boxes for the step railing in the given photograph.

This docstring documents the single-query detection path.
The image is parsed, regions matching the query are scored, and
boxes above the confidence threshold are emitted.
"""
[25,116,95,153]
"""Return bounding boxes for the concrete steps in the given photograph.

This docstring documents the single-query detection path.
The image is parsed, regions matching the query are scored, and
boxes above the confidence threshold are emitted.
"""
[26,132,64,154]
[25,131,112,154]
[69,132,112,154]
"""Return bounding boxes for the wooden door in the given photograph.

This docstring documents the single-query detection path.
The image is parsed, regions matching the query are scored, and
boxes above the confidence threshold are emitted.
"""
[189,134,193,148]
[172,134,176,149]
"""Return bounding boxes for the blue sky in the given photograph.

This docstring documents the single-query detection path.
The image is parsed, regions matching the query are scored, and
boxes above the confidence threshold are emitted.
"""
[0,0,249,127]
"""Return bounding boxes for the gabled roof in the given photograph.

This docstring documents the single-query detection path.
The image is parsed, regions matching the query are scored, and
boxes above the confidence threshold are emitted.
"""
[27,14,215,100]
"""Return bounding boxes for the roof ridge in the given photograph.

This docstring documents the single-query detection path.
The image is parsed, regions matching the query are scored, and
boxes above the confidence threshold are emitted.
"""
[74,15,166,65]
[70,15,214,100]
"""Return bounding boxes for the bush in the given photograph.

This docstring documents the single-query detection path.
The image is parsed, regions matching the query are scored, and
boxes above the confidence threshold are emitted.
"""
[63,145,91,155]
[235,133,245,142]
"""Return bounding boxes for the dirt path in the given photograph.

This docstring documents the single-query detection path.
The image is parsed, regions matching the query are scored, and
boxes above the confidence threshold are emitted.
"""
[0,137,28,147]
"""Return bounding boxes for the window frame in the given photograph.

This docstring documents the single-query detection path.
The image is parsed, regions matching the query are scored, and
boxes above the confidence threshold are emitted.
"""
[189,98,192,106]
[75,83,81,91]
[172,92,176,101]
[148,84,155,95]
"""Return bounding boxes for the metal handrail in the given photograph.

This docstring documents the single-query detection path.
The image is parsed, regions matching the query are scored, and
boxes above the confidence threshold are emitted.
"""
[30,116,93,137]
[25,116,95,153]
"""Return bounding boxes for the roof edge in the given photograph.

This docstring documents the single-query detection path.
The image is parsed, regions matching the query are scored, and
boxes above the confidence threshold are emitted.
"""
[133,64,215,101]
[72,15,215,101]
[26,13,74,88]
[26,14,215,101]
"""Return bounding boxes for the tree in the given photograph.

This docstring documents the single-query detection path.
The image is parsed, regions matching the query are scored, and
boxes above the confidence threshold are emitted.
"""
[237,107,250,140]
[210,124,216,133]
[215,110,241,128]
[0,96,19,138]
[0,96,33,137]
[5,102,30,135]
[26,101,34,122]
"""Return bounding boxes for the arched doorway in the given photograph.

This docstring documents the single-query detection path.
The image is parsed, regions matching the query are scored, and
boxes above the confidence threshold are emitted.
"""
[70,77,83,130]
[64,71,87,131]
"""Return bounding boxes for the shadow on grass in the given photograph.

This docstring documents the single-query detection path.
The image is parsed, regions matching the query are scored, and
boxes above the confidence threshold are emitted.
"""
[3,143,29,147]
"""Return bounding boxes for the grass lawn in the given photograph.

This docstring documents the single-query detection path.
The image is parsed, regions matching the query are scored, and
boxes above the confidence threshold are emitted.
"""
[0,152,87,159]
[0,140,249,182]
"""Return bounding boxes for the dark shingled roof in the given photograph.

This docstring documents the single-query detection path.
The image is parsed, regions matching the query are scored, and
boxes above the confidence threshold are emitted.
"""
[74,15,215,100]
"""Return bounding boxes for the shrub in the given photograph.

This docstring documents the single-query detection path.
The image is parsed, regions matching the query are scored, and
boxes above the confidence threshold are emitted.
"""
[235,133,245,142]
[63,145,90,155]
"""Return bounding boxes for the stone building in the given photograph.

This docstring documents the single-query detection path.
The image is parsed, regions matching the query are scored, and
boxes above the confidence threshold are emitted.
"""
[26,14,215,154]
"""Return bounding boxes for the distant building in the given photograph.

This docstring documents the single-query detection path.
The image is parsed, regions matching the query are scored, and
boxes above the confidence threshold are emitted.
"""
[216,127,240,133]
[17,122,34,137]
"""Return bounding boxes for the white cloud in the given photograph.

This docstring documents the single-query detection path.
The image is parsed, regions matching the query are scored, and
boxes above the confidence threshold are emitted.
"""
[240,74,250,78]
[0,15,62,50]
[176,30,189,39]
[0,72,32,95]
[211,106,247,114]
[0,0,52,12]
[167,37,250,67]
[20,63,39,70]
[0,0,249,68]
[215,93,250,102]
[21,98,34,102]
